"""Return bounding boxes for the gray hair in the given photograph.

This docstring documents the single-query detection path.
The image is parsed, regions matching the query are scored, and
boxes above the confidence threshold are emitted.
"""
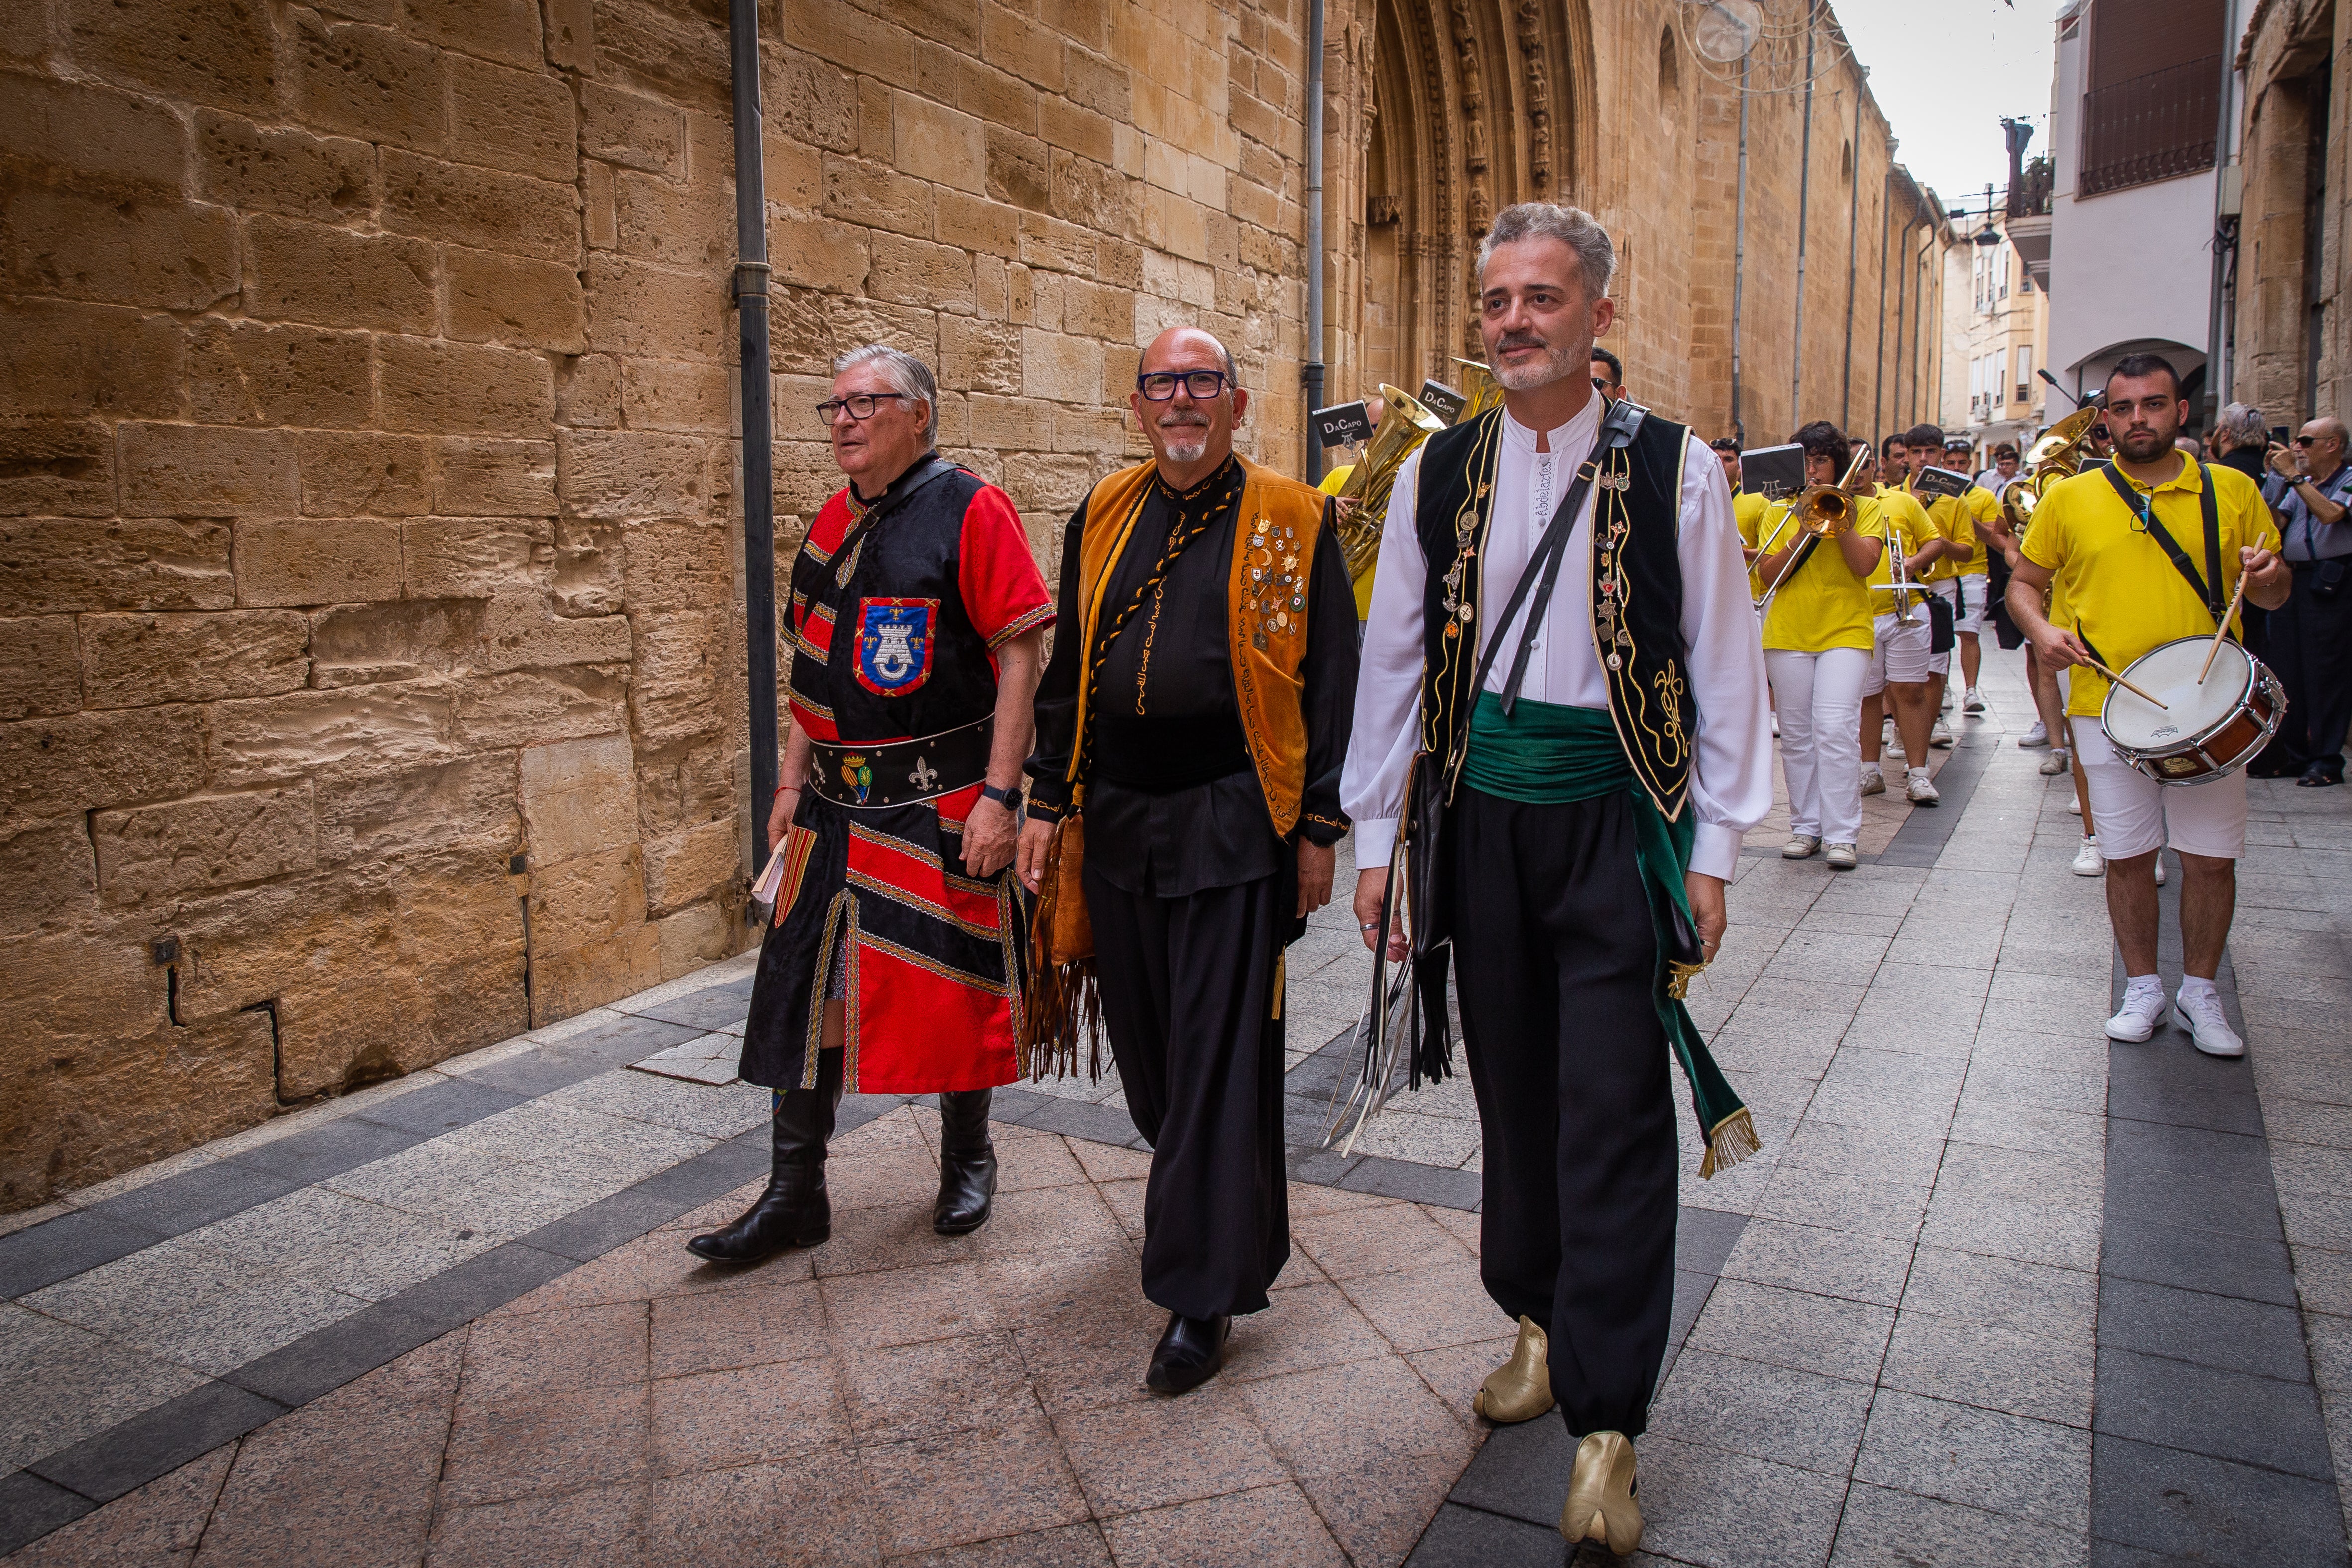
[1477,202,1617,301]
[832,343,938,445]
[2216,402,2266,447]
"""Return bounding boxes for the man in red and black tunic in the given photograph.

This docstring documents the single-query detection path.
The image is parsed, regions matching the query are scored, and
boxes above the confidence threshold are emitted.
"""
[689,344,1053,1265]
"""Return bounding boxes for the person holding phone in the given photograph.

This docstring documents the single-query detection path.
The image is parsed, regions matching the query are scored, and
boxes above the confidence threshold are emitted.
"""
[2265,417,2352,786]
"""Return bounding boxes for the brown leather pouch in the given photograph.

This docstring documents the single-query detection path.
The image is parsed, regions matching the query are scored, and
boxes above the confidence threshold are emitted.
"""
[1022,814,1100,1077]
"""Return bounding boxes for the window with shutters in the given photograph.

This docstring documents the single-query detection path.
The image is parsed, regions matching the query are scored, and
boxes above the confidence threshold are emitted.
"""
[2015,345,2032,404]
[2078,0,2224,196]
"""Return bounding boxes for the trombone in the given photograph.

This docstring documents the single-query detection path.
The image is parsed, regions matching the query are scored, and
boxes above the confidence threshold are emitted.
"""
[1753,447,1871,620]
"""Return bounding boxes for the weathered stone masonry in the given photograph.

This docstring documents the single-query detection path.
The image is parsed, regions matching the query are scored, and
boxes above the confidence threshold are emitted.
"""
[0,0,1931,1212]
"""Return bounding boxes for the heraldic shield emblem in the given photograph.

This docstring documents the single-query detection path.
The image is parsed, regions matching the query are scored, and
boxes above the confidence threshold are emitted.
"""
[854,598,938,696]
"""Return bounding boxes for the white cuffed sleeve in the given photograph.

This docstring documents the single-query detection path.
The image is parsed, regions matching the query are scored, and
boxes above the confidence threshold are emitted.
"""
[1339,447,1431,869]
[1676,438,1775,880]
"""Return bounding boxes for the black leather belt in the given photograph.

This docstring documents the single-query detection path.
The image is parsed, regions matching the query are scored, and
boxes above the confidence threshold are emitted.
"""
[806,717,993,809]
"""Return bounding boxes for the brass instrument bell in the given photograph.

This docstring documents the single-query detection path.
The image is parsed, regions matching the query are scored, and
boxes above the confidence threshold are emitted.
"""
[1332,384,1446,578]
[1450,358,1505,423]
[2000,405,2102,539]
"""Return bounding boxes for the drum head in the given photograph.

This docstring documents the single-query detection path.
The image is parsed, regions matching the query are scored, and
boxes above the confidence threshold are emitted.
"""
[2103,637,2251,749]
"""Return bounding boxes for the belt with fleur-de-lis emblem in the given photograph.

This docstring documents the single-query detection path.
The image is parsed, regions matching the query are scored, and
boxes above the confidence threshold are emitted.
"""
[805,715,994,810]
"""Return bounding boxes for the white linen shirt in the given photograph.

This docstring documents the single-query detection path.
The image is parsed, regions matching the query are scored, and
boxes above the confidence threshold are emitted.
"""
[1340,398,1772,881]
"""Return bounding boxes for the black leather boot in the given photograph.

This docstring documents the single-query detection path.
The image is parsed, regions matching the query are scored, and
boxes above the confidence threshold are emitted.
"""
[687,1049,841,1263]
[932,1088,997,1235]
[1146,1310,1231,1395]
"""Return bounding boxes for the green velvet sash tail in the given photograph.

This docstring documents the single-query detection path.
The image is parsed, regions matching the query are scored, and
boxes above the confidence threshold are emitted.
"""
[1465,693,1759,1178]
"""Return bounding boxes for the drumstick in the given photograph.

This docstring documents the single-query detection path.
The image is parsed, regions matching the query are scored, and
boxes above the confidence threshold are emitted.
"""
[2198,574,2250,684]
[2083,657,2169,710]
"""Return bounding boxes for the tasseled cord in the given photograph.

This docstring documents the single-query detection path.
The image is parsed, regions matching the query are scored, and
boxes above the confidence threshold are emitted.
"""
[1020,821,1104,1083]
[1700,1106,1760,1180]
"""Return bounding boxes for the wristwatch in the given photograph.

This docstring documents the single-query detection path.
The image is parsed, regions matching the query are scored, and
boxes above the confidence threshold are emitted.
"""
[978,782,1024,811]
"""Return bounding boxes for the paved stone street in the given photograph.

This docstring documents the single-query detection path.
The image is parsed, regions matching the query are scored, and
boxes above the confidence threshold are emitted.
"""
[3,646,2350,1566]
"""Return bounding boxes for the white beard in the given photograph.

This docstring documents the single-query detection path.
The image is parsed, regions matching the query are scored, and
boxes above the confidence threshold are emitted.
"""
[1492,340,1583,392]
[1158,426,1210,463]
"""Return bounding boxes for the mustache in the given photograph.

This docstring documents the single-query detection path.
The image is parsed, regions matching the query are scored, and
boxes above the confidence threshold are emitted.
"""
[1494,331,1549,353]
[1156,412,1211,428]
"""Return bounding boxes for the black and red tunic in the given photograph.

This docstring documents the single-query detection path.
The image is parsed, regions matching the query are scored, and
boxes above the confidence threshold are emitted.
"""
[740,455,1054,1095]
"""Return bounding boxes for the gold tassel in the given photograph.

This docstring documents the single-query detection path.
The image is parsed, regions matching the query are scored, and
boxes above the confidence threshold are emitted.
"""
[1698,1106,1760,1180]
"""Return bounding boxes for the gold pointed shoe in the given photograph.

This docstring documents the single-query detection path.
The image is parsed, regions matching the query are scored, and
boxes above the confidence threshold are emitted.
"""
[1560,1430,1643,1556]
[1471,1315,1556,1423]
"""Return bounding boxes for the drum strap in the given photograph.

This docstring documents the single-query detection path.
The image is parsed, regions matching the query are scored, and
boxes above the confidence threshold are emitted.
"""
[2099,460,2224,622]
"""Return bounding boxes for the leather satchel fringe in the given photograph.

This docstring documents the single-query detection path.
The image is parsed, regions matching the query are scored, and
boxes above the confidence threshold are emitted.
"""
[1020,815,1104,1082]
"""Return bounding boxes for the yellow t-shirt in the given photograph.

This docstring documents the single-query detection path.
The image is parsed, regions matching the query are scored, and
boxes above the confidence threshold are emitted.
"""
[2021,458,2282,717]
[1910,481,2000,578]
[1745,493,1886,653]
[1320,463,1374,617]
[1734,492,1771,597]
[1865,487,1942,611]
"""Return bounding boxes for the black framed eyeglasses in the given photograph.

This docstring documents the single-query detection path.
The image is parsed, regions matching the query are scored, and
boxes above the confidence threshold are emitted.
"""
[816,392,912,423]
[1137,370,1231,401]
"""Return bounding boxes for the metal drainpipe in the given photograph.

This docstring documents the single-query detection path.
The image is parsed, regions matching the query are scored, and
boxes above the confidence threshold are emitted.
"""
[1840,83,1863,428]
[1875,184,1901,441]
[1303,0,1326,484]
[728,0,779,831]
[1731,50,1750,439]
[2200,0,2240,427]
[1789,18,1816,423]
[1890,211,1910,426]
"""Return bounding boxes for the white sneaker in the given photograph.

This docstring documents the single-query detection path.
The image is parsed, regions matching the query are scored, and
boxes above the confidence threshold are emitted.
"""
[1905,767,1940,804]
[1782,835,1821,860]
[1930,718,1955,749]
[1771,711,1780,738]
[1964,687,1987,714]
[2155,856,2168,887]
[2019,721,2050,749]
[2072,835,2103,876]
[1860,765,1885,797]
[1940,686,1954,712]
[2067,796,2081,816]
[1824,841,1859,870]
[2040,747,2070,776]
[2106,981,2166,1042]
[2175,989,2245,1058]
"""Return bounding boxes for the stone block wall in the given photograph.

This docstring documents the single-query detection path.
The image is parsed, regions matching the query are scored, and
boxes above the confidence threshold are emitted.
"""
[0,0,1313,1212]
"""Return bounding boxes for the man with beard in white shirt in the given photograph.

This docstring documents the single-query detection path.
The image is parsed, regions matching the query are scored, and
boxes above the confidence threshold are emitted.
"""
[1342,202,1772,1556]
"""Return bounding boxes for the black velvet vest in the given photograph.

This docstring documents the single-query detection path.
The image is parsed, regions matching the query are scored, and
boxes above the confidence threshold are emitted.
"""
[788,459,1001,745]
[1414,402,1697,818]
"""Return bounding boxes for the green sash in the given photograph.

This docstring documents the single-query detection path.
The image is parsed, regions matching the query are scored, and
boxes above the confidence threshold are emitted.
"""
[1464,692,1759,1177]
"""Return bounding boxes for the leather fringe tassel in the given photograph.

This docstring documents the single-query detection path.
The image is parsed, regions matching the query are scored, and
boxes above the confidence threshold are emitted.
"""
[1698,1106,1760,1180]
[1023,955,1102,1083]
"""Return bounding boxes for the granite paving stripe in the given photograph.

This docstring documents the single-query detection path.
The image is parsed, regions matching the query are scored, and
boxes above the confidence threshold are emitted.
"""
[217,1113,432,1184]
[81,1162,308,1239]
[0,1210,164,1301]
[1400,1501,1566,1567]
[1336,1155,1479,1212]
[26,1379,286,1505]
[0,1471,94,1558]
[347,1075,529,1137]
[2092,869,2348,1563]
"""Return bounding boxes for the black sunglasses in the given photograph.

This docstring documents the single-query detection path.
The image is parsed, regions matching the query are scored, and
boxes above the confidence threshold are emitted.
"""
[1137,370,1231,401]
[2296,435,2324,447]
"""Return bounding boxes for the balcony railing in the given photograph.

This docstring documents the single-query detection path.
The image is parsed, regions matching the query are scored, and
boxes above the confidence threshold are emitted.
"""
[2080,57,2220,196]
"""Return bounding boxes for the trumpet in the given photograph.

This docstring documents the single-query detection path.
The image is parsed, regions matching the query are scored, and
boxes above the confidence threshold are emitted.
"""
[1755,447,1872,618]
[1331,384,1446,578]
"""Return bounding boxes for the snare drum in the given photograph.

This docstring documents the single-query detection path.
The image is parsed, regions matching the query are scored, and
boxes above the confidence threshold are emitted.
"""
[2099,636,2286,785]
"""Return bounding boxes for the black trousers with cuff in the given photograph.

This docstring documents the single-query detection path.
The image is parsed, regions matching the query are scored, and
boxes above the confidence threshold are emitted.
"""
[1449,785,1679,1439]
[1084,861,1290,1320]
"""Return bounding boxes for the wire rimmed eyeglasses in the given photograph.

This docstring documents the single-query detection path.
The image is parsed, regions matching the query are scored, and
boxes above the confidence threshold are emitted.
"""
[816,392,914,423]
[1136,370,1233,401]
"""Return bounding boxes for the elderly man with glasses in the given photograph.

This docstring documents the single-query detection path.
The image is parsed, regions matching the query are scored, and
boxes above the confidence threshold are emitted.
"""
[690,343,1054,1267]
[1019,327,1358,1395]
[2265,416,2352,786]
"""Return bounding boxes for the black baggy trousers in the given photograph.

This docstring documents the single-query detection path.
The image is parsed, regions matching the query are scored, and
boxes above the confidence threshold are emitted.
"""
[1450,785,1679,1438]
[1085,862,1289,1319]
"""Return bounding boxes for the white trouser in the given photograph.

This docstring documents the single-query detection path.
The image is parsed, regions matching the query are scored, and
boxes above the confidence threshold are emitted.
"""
[1766,646,1870,844]
[1952,573,1990,638]
[1863,610,1933,696]
[2075,725,2248,860]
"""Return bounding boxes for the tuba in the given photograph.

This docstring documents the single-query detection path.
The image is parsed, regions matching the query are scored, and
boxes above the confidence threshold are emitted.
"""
[1450,358,1505,423]
[1332,384,1446,578]
[1998,405,2102,540]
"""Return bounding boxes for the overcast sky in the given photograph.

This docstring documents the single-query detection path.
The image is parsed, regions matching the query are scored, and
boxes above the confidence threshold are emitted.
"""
[1832,0,2064,216]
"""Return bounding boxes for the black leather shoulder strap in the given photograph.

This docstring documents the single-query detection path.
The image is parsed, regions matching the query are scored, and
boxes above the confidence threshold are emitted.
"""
[1476,398,1647,714]
[2099,460,2220,618]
